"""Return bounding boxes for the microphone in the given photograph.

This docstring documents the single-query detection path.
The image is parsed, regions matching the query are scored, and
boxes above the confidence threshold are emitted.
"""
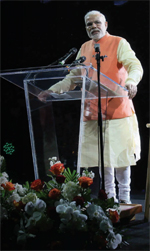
[32,48,77,84]
[59,47,77,65]
[94,44,100,52]
[71,56,86,65]
[94,44,107,61]
[68,56,88,86]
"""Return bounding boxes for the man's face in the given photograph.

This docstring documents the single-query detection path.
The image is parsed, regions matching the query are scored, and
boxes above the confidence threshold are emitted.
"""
[85,13,108,41]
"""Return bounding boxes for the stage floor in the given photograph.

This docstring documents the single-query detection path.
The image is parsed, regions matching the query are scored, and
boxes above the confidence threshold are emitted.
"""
[117,189,150,251]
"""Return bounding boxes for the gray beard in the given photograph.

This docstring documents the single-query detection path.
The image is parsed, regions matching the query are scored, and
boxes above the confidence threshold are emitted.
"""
[91,33,105,41]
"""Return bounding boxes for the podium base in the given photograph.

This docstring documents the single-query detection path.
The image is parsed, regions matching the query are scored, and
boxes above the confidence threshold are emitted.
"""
[119,203,142,223]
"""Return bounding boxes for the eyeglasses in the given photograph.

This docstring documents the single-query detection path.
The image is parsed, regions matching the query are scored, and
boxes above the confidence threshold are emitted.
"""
[86,21,102,28]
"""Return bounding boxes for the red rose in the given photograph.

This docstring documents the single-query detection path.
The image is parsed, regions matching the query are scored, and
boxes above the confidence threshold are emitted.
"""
[73,196,84,207]
[49,163,65,176]
[30,179,44,191]
[56,175,66,184]
[1,181,15,191]
[48,188,61,199]
[13,200,25,211]
[78,176,93,188]
[109,209,120,223]
[98,189,107,200]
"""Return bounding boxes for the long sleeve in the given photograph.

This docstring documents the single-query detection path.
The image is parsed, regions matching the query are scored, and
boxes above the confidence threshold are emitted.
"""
[117,38,143,85]
[48,68,78,93]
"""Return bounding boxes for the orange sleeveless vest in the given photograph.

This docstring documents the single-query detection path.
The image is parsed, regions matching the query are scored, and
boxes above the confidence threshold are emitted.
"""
[81,33,134,121]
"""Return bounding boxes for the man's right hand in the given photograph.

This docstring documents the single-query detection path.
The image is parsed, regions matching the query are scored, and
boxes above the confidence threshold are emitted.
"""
[125,83,137,99]
[37,90,53,102]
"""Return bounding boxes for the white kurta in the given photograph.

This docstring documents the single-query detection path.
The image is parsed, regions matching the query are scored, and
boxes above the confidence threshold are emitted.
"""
[49,38,143,168]
[80,113,141,168]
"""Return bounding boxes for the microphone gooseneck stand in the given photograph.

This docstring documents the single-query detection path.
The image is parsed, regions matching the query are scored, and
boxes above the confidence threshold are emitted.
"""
[94,45,107,191]
[32,48,78,83]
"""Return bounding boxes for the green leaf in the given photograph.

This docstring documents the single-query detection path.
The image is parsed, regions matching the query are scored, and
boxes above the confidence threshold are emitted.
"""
[46,179,57,189]
[63,168,79,183]
[17,233,27,245]
[47,174,54,179]
[67,168,72,175]
[28,233,36,238]
[18,230,25,234]
[23,181,30,189]
[32,211,42,221]
[25,217,35,228]
[1,189,5,197]
[20,217,25,230]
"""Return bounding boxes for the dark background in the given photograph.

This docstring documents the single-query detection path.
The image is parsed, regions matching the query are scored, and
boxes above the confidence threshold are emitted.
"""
[1,1,149,192]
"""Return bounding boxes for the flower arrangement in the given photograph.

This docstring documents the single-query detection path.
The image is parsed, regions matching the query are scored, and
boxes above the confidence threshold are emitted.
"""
[0,156,125,250]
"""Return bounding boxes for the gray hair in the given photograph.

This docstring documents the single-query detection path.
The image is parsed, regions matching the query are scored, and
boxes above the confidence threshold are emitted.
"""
[84,10,106,23]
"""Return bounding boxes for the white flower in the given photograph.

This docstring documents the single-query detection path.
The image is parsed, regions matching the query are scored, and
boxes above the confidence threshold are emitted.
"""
[0,172,9,190]
[0,176,8,186]
[54,198,67,207]
[62,181,80,201]
[72,210,80,218]
[25,201,35,216]
[25,199,46,216]
[88,171,95,179]
[78,213,88,221]
[81,169,95,179]
[65,206,73,215]
[56,200,87,232]
[49,161,53,167]
[86,203,105,220]
[70,201,80,210]
[51,157,57,161]
[1,172,9,178]
[61,213,72,222]
[56,204,72,222]
[22,192,37,204]
[7,193,21,204]
[56,200,85,219]
[107,233,122,249]
[14,183,28,196]
[56,204,66,214]
[34,199,46,212]
[99,217,113,233]
[49,156,60,166]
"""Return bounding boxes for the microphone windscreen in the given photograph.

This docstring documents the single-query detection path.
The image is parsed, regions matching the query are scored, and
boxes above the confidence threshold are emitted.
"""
[94,44,100,52]
[69,47,77,54]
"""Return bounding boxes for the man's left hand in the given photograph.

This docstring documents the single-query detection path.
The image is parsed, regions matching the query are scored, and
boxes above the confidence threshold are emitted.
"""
[125,84,137,99]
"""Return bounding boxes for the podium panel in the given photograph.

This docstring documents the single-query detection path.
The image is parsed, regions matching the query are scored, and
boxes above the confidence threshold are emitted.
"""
[0,64,128,180]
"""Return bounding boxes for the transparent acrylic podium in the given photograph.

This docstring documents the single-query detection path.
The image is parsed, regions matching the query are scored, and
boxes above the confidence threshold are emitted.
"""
[0,63,128,180]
